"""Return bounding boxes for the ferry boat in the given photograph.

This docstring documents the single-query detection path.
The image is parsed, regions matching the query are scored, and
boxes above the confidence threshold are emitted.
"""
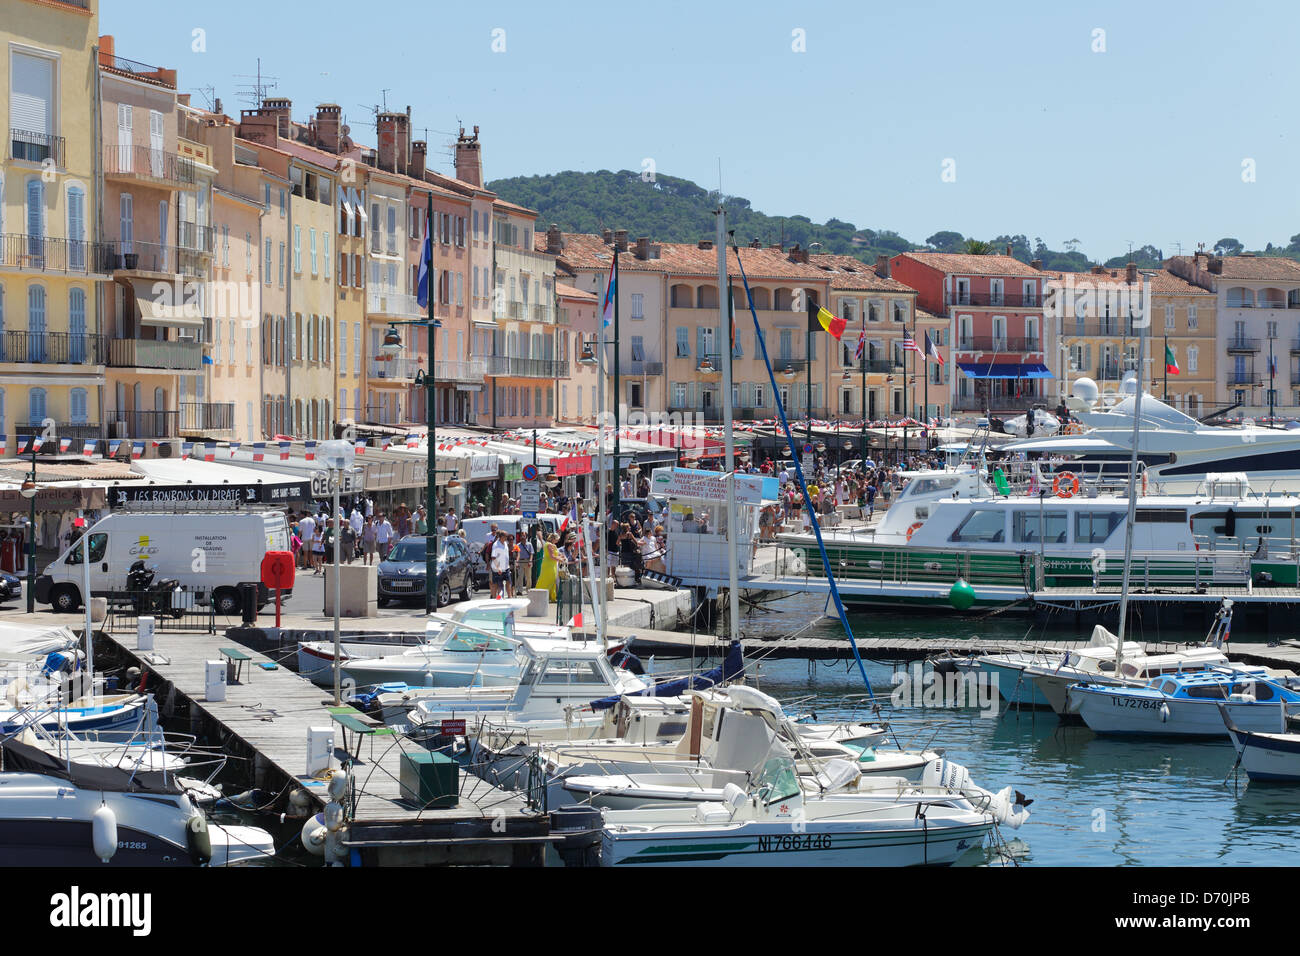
[778,470,1300,609]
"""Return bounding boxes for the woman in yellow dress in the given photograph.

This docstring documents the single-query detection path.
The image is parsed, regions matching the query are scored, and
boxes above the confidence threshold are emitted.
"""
[534,532,563,601]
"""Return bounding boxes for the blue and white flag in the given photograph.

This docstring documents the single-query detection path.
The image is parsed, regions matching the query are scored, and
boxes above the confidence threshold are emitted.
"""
[416,219,433,309]
[601,253,616,329]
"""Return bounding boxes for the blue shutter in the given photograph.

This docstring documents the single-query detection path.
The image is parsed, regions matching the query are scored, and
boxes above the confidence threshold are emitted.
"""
[69,288,85,362]
[27,286,45,362]
[696,327,706,364]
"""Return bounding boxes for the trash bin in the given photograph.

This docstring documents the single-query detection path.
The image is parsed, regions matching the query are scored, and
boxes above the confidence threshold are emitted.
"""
[238,582,259,624]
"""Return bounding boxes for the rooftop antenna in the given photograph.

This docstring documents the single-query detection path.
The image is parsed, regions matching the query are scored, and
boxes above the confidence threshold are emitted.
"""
[192,85,218,112]
[233,57,278,108]
[1173,242,1184,256]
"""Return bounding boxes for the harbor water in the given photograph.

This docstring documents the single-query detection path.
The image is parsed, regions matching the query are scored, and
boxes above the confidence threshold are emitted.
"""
[739,592,1300,866]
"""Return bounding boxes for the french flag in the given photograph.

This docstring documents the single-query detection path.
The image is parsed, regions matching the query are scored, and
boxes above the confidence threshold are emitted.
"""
[229,442,242,458]
[131,441,145,460]
[252,442,265,462]
[304,441,317,461]
[354,440,366,456]
[82,439,96,457]
[406,433,419,449]
[59,437,72,453]
[181,442,193,459]
[203,443,216,462]
[29,436,44,454]
[109,439,121,458]
[278,441,291,460]
[381,437,393,451]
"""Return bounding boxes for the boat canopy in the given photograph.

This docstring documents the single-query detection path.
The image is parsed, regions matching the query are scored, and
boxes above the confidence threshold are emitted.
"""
[589,642,744,710]
[957,362,1054,379]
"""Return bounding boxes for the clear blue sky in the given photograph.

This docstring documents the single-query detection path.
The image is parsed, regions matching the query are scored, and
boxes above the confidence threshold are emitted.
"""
[103,0,1300,261]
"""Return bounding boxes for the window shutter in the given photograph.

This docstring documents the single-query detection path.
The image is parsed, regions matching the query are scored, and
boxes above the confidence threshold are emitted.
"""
[697,327,706,361]
[11,53,53,134]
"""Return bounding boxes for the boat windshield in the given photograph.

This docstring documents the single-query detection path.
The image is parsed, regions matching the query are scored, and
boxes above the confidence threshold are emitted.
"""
[442,608,515,652]
[753,754,801,806]
[1108,393,1200,431]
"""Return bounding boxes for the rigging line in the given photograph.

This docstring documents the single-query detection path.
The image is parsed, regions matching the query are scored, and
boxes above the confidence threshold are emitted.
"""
[730,243,873,699]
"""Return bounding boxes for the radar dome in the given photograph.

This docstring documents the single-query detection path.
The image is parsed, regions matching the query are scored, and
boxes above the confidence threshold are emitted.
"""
[1072,377,1099,403]
[1120,374,1139,395]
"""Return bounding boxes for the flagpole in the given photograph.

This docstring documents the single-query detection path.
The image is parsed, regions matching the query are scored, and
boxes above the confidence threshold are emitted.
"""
[596,287,608,644]
[612,247,621,518]
[1269,335,1276,424]
[425,191,437,614]
[1163,333,1168,403]
[924,331,930,448]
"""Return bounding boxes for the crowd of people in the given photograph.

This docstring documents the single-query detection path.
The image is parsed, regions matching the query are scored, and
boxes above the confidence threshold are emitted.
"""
[288,498,429,571]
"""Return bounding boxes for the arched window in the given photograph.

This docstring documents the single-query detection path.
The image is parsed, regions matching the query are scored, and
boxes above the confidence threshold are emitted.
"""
[774,288,793,311]
[27,285,46,362]
[670,284,692,308]
[749,287,771,310]
[1258,287,1285,309]
[696,285,719,309]
[1226,287,1254,308]
[69,287,86,362]
[69,388,87,424]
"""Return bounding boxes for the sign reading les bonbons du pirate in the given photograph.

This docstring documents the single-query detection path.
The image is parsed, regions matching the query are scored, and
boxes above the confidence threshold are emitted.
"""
[110,481,309,507]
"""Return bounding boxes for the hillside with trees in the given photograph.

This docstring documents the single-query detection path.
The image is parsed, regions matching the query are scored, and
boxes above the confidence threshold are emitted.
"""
[488,169,1299,270]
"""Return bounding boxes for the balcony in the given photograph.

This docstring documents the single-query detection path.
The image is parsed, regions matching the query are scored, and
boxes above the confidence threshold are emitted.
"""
[366,289,423,318]
[434,358,487,382]
[956,336,1042,352]
[1225,372,1262,387]
[945,291,1041,309]
[103,146,195,186]
[0,234,115,275]
[1227,337,1261,353]
[108,338,202,370]
[1064,321,1136,337]
[367,356,422,381]
[506,301,524,320]
[1095,363,1125,381]
[105,240,204,278]
[625,360,664,376]
[108,409,175,439]
[772,357,811,374]
[843,358,899,374]
[178,221,214,254]
[486,356,568,378]
[179,402,235,433]
[0,331,106,365]
[532,305,552,323]
[16,422,100,442]
[10,128,65,167]
[98,52,175,88]
[667,404,725,424]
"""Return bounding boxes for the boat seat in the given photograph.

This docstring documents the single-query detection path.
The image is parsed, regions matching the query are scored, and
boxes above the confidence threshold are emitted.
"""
[694,801,733,823]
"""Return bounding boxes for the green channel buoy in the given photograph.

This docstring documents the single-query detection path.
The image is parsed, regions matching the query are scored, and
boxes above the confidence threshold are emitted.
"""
[949,578,976,611]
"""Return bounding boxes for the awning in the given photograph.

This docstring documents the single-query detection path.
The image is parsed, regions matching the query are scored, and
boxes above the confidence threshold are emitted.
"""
[129,279,203,330]
[957,362,1053,379]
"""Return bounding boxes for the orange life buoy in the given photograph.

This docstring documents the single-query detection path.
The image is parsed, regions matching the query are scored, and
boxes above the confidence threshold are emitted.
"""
[1053,471,1080,498]
[1141,472,1149,496]
[906,522,923,541]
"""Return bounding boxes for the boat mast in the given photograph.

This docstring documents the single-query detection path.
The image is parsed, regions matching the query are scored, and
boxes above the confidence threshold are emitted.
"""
[716,208,741,646]
[1116,273,1152,666]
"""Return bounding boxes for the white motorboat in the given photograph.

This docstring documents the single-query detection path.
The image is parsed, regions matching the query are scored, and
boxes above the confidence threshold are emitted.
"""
[296,599,570,687]
[1221,702,1300,782]
[598,753,996,867]
[0,735,273,866]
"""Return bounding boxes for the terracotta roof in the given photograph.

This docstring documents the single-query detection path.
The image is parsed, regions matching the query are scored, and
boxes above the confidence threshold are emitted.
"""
[811,253,917,292]
[492,198,538,219]
[893,251,1043,278]
[0,460,140,482]
[1166,255,1300,282]
[556,283,596,302]
[539,233,834,281]
[1045,268,1214,296]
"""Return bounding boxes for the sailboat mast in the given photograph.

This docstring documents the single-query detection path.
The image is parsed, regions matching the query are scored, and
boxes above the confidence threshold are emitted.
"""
[717,209,741,644]
[596,278,609,647]
[1116,273,1152,658]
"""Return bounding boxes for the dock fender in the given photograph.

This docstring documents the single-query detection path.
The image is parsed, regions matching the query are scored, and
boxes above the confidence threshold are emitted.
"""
[92,804,118,863]
[1159,703,1171,723]
[187,814,212,865]
[301,813,329,856]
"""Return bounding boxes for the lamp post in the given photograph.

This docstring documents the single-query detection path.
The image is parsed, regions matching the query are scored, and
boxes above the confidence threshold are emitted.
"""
[318,438,356,706]
[21,470,36,614]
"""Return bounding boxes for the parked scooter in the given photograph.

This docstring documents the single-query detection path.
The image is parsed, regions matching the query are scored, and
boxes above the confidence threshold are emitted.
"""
[126,560,185,618]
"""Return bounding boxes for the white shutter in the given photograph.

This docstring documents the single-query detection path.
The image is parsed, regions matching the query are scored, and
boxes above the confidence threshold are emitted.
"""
[149,110,163,176]
[117,103,133,172]
[11,53,53,134]
[120,193,133,252]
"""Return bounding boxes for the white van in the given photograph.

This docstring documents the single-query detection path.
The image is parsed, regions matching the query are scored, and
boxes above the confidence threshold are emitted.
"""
[459,514,566,583]
[35,511,291,615]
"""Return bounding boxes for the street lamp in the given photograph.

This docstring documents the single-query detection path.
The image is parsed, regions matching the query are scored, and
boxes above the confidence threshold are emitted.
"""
[318,438,356,706]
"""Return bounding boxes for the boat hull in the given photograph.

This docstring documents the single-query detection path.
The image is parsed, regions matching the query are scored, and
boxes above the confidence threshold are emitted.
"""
[1076,690,1293,737]
[1226,727,1300,782]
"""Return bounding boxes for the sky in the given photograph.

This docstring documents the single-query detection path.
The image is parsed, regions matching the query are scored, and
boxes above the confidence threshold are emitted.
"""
[102,0,1300,261]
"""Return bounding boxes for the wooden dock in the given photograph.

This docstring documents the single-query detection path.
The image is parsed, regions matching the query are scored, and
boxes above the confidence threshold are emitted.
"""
[94,623,551,866]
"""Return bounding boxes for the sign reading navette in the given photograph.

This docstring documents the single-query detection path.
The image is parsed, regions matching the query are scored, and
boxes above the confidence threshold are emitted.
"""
[650,467,765,506]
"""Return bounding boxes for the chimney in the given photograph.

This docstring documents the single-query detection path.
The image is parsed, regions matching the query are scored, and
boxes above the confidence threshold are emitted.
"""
[1030,258,1043,270]
[698,239,714,251]
[1005,242,1013,256]
[1208,256,1223,275]
[547,224,563,255]
[1125,262,1137,284]
[602,228,613,245]
[376,112,409,174]
[315,104,341,153]
[1090,264,1107,275]
[874,254,889,278]
[614,229,628,252]
[635,236,650,260]
[98,34,115,62]
[213,97,222,116]
[410,140,427,179]
[750,238,761,249]
[261,97,291,138]
[237,107,280,147]
[454,125,483,187]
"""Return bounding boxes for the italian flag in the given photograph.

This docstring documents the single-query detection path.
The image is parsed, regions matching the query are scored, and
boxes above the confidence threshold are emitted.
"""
[1165,343,1180,375]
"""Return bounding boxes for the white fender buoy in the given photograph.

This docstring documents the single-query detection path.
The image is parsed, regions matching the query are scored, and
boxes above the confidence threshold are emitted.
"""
[186,814,211,865]
[301,813,329,856]
[324,801,344,832]
[326,769,349,802]
[1160,703,1171,723]
[5,677,29,707]
[92,804,118,863]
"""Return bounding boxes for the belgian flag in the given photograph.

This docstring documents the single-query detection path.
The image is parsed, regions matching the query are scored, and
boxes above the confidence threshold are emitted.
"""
[807,298,846,340]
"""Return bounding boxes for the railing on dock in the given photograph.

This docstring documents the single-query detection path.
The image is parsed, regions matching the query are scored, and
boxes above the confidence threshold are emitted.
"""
[104,586,217,634]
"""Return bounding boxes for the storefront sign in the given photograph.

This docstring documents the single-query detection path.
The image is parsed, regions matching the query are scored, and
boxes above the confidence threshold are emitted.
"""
[504,463,523,482]
[109,480,309,507]
[553,455,592,477]
[310,470,363,497]
[0,486,108,511]
[470,455,499,480]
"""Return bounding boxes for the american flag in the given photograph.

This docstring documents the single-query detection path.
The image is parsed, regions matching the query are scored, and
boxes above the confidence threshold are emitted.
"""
[855,326,866,360]
[902,329,925,358]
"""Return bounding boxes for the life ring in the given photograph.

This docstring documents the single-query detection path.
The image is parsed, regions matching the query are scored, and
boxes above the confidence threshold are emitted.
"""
[1053,472,1080,498]
[906,522,923,541]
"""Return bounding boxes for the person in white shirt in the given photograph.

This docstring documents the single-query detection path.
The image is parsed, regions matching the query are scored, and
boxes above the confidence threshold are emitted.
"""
[298,513,317,570]
[375,514,394,558]
[443,510,458,533]
[490,533,512,599]
[349,508,363,537]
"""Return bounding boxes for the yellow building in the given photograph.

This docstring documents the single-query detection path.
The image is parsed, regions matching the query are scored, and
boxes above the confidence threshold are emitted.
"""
[1,0,111,450]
